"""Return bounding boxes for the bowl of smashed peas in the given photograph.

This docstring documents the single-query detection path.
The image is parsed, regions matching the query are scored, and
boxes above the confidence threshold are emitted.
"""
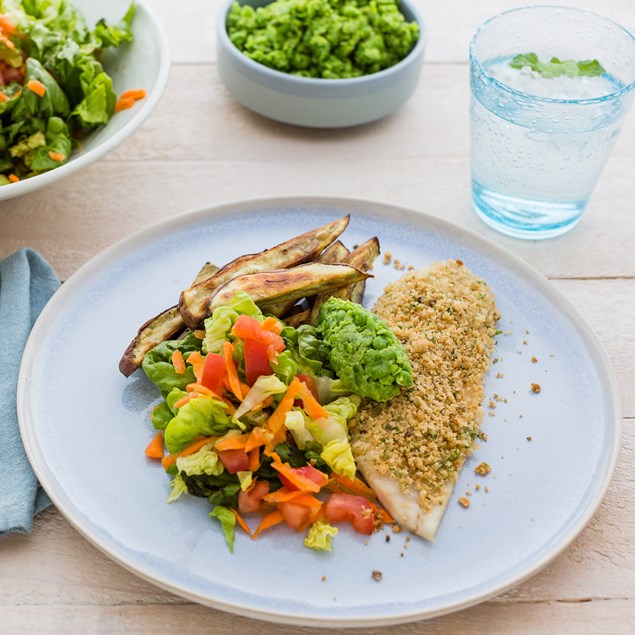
[216,0,426,128]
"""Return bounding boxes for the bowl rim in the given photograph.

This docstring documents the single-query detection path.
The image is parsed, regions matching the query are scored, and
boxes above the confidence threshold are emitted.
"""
[0,0,171,202]
[217,0,426,86]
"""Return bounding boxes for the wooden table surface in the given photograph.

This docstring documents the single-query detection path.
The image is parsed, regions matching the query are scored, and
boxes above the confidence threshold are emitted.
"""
[1,1,634,632]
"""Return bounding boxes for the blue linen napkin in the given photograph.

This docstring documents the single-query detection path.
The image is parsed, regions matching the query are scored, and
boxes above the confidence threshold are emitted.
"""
[0,248,60,536]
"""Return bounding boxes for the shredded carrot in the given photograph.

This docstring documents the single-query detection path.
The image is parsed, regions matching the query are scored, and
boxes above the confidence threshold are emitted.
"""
[185,382,213,396]
[114,96,135,112]
[223,342,244,401]
[0,15,18,35]
[173,392,199,409]
[171,349,186,374]
[26,79,46,97]
[186,351,205,382]
[144,431,164,460]
[119,88,146,101]
[182,436,216,457]
[161,436,217,470]
[215,433,250,452]
[267,377,302,434]
[47,151,65,162]
[329,474,377,501]
[193,329,206,339]
[261,316,283,335]
[263,488,308,504]
[248,447,260,471]
[231,509,252,535]
[8,173,19,183]
[297,382,329,420]
[161,454,177,471]
[288,493,323,509]
[271,461,321,493]
[245,426,269,452]
[1,34,14,49]
[251,510,284,539]
[0,92,8,103]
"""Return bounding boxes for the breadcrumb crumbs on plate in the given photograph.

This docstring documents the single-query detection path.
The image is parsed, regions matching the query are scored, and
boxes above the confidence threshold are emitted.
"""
[475,461,491,476]
[458,497,471,508]
[352,260,499,522]
[371,570,383,582]
[526,436,533,441]
[531,356,538,363]
[531,383,541,394]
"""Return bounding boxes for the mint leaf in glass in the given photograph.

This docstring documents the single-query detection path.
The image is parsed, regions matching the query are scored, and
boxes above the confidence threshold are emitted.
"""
[510,53,606,78]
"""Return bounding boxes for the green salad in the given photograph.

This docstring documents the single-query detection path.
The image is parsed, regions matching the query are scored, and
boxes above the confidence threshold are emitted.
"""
[0,0,137,185]
[141,291,413,552]
[226,0,420,78]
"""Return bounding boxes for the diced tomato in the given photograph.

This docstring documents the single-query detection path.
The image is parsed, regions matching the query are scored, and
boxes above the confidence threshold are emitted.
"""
[243,337,272,385]
[278,500,321,532]
[217,448,250,474]
[201,353,226,394]
[324,493,374,535]
[277,464,329,491]
[238,480,270,514]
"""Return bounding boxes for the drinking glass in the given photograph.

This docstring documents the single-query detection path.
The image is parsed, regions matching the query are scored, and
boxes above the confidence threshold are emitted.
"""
[470,6,635,239]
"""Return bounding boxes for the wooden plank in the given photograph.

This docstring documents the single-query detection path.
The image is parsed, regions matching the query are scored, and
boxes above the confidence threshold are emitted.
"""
[2,599,634,635]
[1,157,635,281]
[100,63,635,163]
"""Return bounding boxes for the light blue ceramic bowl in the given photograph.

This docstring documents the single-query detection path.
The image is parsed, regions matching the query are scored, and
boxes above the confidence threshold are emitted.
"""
[216,0,426,128]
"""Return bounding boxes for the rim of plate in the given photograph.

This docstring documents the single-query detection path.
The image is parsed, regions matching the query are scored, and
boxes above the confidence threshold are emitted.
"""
[0,0,170,202]
[17,196,623,627]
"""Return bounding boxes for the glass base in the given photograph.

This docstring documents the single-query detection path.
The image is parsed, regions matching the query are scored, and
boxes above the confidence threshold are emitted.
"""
[472,182,584,240]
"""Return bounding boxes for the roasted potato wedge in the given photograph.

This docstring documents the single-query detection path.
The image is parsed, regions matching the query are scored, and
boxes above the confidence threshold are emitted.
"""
[210,263,371,314]
[178,216,350,328]
[119,263,218,377]
[264,240,351,317]
[309,237,380,324]
[283,308,312,328]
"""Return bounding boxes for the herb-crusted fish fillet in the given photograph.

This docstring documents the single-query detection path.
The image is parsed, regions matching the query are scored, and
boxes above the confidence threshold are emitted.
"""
[351,260,499,540]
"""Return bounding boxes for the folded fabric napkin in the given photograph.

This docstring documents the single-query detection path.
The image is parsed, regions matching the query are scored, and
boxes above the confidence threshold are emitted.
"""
[0,248,60,536]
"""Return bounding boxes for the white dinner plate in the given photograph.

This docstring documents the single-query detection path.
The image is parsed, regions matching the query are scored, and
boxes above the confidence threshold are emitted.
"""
[18,198,621,627]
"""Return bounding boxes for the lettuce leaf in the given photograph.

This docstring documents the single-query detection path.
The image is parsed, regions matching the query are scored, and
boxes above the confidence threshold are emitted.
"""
[29,116,72,173]
[209,505,236,553]
[163,395,233,454]
[304,519,338,551]
[283,410,315,450]
[142,333,201,398]
[150,401,173,430]
[166,473,188,503]
[176,441,224,477]
[203,291,263,354]
[306,396,360,477]
[233,374,287,421]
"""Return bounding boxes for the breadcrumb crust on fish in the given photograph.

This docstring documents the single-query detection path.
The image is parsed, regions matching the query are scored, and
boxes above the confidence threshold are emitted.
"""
[351,260,499,540]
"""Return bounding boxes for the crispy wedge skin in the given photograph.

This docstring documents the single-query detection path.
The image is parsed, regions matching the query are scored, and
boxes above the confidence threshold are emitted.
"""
[210,263,371,313]
[309,237,380,324]
[265,240,351,317]
[178,216,350,328]
[118,263,219,377]
[283,308,312,328]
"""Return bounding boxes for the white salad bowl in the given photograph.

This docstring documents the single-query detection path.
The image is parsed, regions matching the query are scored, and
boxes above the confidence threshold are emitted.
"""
[0,0,170,202]
[216,0,426,128]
